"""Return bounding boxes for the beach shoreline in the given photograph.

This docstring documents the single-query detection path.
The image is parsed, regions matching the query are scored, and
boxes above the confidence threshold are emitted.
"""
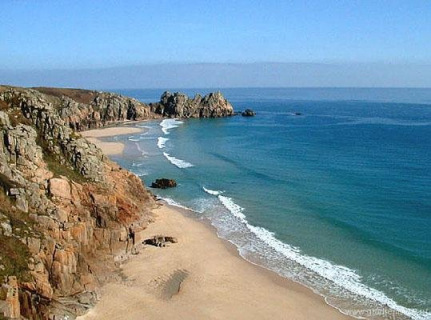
[78,204,351,320]
[78,124,352,320]
[81,125,146,155]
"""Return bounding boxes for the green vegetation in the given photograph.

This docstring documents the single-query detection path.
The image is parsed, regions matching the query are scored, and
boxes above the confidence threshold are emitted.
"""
[0,234,32,282]
[8,108,32,127]
[0,192,33,230]
[0,288,6,301]
[0,193,33,282]
[0,100,8,111]
[33,87,96,105]
[0,98,32,127]
[43,150,88,183]
[36,133,88,183]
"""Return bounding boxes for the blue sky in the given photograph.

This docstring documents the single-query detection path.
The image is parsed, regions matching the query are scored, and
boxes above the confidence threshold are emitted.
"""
[1,0,431,87]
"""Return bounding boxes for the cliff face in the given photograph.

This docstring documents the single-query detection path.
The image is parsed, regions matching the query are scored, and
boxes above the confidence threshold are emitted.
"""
[34,87,157,131]
[0,86,156,319]
[0,85,234,319]
[32,88,235,130]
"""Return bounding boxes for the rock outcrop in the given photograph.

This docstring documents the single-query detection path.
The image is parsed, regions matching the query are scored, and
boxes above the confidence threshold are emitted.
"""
[34,87,156,131]
[0,85,235,319]
[241,109,256,117]
[150,91,234,118]
[143,235,178,247]
[151,178,177,189]
[0,86,156,319]
[32,88,235,130]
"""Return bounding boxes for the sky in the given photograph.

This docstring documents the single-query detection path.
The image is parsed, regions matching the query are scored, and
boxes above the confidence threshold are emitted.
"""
[1,0,431,88]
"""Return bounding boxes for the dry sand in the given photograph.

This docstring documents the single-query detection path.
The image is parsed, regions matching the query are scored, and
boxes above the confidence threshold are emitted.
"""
[81,126,144,155]
[78,205,351,320]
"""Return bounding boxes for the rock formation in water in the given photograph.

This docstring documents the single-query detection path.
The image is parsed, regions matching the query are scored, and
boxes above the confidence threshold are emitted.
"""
[241,109,256,117]
[151,178,177,189]
[150,91,235,118]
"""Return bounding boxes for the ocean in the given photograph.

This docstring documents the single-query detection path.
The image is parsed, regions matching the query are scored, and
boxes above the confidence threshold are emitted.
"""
[108,88,431,320]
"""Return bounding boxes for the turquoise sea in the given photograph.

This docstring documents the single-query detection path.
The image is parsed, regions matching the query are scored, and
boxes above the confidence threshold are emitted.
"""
[109,88,431,320]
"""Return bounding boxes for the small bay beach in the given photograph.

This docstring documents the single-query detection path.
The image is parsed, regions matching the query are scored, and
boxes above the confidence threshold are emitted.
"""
[79,124,352,320]
[81,126,146,155]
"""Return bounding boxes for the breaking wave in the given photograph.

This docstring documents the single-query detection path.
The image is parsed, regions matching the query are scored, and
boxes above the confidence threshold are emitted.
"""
[160,119,184,135]
[157,137,169,149]
[163,152,194,168]
[202,187,429,320]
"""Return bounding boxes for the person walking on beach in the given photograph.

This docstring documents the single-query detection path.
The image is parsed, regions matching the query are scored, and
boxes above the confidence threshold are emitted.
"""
[129,224,136,246]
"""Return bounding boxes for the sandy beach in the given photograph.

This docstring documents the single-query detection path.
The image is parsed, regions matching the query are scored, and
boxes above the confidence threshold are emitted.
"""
[81,126,145,155]
[77,125,351,320]
[78,205,350,320]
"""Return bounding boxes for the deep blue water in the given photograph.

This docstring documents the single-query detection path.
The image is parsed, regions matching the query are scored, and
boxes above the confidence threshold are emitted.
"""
[110,88,431,320]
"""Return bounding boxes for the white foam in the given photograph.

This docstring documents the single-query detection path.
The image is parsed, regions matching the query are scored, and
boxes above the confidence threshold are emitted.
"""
[157,137,169,149]
[160,119,184,135]
[203,189,429,320]
[245,224,429,320]
[203,187,223,196]
[129,162,148,176]
[128,137,140,142]
[163,152,194,168]
[160,197,193,211]
[132,162,146,167]
[218,195,247,221]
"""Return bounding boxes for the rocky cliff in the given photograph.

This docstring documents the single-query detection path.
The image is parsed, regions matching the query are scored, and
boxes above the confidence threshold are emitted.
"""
[150,91,234,118]
[33,87,157,131]
[0,86,156,319]
[33,87,235,130]
[0,85,235,319]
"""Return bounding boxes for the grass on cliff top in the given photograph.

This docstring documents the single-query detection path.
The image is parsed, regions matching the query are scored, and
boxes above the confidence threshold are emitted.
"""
[0,99,32,127]
[33,87,98,105]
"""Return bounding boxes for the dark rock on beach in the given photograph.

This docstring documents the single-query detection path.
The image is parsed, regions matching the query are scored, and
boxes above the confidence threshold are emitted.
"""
[151,178,177,189]
[143,235,178,247]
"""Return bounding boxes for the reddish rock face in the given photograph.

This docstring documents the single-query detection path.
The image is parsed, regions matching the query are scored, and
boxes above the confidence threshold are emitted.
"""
[48,178,72,200]
[0,85,235,318]
[5,276,20,319]
[0,86,158,319]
